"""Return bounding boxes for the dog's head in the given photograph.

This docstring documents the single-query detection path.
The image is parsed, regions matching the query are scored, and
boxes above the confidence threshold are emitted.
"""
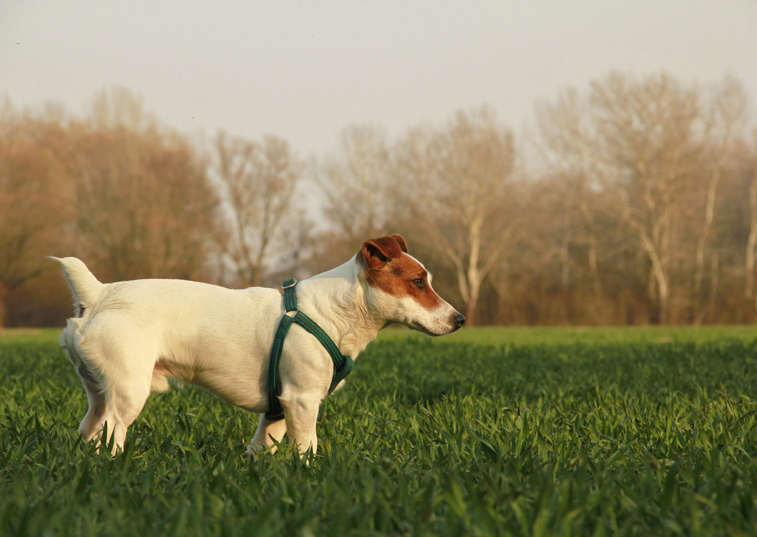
[357,234,465,335]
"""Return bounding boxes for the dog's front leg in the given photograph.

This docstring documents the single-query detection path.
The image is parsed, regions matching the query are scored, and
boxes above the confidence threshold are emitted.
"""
[283,394,321,456]
[244,415,288,458]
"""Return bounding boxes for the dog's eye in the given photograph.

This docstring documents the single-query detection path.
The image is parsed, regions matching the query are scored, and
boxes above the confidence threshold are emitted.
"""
[412,278,426,289]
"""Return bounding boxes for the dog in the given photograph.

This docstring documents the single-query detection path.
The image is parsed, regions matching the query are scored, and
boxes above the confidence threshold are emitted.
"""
[53,234,465,457]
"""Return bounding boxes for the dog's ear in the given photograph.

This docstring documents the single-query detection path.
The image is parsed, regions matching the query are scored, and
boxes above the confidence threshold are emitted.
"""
[361,236,404,269]
[391,234,408,254]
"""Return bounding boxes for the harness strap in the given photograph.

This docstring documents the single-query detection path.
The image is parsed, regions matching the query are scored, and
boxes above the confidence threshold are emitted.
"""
[265,279,355,421]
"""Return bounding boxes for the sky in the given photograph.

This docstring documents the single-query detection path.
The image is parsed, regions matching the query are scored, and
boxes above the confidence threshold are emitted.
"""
[1,1,756,159]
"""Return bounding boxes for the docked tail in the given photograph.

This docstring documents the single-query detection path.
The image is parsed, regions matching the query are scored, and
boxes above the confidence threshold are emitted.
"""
[50,257,105,317]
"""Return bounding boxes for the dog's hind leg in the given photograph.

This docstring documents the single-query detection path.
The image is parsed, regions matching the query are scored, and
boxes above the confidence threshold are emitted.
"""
[61,322,109,443]
[78,378,108,442]
[245,415,288,458]
[83,337,157,455]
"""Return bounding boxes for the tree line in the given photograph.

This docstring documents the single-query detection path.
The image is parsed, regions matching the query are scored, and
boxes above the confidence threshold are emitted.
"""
[1,72,755,327]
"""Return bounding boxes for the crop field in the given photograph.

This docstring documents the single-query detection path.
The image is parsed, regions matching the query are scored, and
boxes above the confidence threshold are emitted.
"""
[3,326,757,536]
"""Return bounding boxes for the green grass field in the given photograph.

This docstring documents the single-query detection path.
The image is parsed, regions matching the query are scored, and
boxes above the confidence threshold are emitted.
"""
[3,326,757,536]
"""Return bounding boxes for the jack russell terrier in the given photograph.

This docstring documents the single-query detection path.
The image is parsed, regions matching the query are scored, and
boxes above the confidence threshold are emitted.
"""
[53,234,465,457]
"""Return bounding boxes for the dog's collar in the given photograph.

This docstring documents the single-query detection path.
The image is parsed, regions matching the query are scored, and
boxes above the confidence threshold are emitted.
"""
[265,279,355,422]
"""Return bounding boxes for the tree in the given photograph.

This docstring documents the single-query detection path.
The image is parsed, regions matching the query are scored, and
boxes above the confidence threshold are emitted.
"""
[537,73,708,323]
[213,131,302,287]
[89,85,156,131]
[535,87,605,298]
[745,133,757,308]
[71,89,219,282]
[0,108,72,325]
[394,107,518,325]
[693,77,749,321]
[596,73,705,322]
[535,73,757,324]
[315,125,393,247]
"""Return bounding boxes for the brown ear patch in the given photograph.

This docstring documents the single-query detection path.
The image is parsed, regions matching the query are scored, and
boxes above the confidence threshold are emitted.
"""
[367,236,404,260]
[360,235,405,270]
[392,234,408,253]
[363,249,443,311]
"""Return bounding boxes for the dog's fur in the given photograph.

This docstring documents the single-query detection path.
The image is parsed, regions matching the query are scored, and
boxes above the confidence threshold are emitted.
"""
[53,235,464,456]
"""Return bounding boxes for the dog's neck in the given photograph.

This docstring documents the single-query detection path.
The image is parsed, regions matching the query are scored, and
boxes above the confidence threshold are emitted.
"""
[294,256,384,359]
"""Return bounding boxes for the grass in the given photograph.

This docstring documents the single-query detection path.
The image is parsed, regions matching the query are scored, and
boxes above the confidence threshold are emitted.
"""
[3,326,757,536]
[379,324,757,345]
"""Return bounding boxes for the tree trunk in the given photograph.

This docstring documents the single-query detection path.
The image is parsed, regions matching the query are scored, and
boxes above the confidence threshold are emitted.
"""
[0,282,7,327]
[465,286,480,327]
[745,175,757,301]
[695,145,726,303]
[464,215,484,326]
[580,199,601,296]
[640,230,669,324]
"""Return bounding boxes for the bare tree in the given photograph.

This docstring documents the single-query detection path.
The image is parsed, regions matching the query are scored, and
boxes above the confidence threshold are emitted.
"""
[72,88,219,282]
[89,86,156,131]
[694,77,748,320]
[394,107,518,325]
[0,111,71,325]
[213,131,302,287]
[314,125,393,248]
[744,133,757,308]
[535,73,739,324]
[535,87,605,296]
[591,73,703,323]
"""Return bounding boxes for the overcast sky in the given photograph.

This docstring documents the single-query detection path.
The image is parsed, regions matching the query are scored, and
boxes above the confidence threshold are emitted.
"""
[2,1,756,158]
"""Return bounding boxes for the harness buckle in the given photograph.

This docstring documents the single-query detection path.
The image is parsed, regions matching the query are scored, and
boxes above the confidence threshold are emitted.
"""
[282,278,298,289]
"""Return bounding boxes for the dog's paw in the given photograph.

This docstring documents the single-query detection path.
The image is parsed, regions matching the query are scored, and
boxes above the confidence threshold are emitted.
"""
[243,443,267,460]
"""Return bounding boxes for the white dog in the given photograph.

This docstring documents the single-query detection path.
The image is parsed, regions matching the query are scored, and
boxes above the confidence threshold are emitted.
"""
[53,234,464,456]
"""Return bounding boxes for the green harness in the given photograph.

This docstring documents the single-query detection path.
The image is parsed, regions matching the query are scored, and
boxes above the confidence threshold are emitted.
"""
[265,279,355,421]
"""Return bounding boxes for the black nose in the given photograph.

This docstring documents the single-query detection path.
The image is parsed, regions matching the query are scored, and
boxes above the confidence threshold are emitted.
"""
[454,313,466,328]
